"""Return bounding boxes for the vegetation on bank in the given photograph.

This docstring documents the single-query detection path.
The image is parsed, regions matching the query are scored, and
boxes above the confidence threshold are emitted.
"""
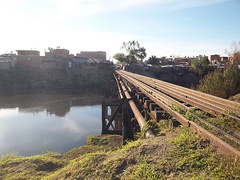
[0,65,114,95]
[190,55,210,76]
[196,41,240,98]
[197,63,240,98]
[1,122,240,180]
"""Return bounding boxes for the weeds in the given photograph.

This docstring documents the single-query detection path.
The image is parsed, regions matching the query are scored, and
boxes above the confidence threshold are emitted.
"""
[177,107,240,151]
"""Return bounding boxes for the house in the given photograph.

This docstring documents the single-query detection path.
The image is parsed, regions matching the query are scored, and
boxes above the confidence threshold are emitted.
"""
[220,57,228,65]
[174,57,191,66]
[210,54,220,65]
[160,57,174,65]
[16,50,40,56]
[15,50,42,68]
[76,51,106,61]
[16,55,43,68]
[41,58,58,69]
[0,53,17,69]
[45,48,70,59]
[44,48,73,69]
[0,58,11,70]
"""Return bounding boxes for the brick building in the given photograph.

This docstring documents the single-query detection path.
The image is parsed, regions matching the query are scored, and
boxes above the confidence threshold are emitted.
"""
[210,54,221,65]
[15,50,42,68]
[174,57,191,66]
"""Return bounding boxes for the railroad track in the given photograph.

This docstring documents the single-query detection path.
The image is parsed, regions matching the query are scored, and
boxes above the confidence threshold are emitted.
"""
[116,70,240,158]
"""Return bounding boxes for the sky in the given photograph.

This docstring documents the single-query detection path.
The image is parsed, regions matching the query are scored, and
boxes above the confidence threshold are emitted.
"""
[0,0,240,60]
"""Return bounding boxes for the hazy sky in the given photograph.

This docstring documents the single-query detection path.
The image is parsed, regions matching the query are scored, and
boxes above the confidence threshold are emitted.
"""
[0,0,239,59]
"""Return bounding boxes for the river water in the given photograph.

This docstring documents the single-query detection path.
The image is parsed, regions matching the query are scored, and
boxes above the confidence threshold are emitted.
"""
[0,92,103,156]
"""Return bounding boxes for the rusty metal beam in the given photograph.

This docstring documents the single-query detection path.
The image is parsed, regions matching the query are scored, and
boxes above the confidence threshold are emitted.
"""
[117,76,154,138]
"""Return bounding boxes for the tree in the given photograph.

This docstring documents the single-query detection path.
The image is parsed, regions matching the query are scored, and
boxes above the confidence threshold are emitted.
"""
[197,42,240,98]
[121,40,147,63]
[226,41,240,65]
[113,53,127,63]
[147,55,159,65]
[191,55,210,76]
[198,63,240,98]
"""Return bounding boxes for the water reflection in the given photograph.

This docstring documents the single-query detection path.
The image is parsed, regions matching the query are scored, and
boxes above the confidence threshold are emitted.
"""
[0,92,103,156]
[0,92,103,117]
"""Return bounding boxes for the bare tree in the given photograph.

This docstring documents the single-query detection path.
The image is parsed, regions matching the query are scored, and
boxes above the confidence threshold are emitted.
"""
[225,41,240,65]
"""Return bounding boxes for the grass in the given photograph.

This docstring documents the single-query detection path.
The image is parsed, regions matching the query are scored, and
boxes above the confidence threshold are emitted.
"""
[166,127,240,179]
[0,152,64,180]
[1,127,240,179]
[173,105,240,151]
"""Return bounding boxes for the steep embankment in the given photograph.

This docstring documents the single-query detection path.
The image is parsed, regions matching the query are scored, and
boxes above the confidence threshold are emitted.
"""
[1,125,240,180]
[0,67,114,95]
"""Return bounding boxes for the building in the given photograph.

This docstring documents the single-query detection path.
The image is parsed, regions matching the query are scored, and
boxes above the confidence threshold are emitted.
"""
[16,50,40,56]
[45,48,70,58]
[42,58,59,69]
[16,50,42,68]
[0,58,11,70]
[44,48,72,69]
[76,51,106,60]
[210,54,221,65]
[0,53,17,69]
[220,57,228,65]
[174,57,191,66]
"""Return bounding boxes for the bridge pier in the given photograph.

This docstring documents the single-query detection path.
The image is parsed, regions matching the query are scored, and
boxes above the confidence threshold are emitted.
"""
[102,98,123,135]
[122,104,134,144]
[102,97,138,144]
[102,73,160,140]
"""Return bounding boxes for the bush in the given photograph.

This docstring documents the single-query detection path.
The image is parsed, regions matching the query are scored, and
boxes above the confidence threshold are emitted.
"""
[191,55,210,76]
[197,64,240,98]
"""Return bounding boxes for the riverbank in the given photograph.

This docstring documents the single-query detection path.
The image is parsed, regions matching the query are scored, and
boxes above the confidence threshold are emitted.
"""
[1,124,240,179]
[0,66,114,96]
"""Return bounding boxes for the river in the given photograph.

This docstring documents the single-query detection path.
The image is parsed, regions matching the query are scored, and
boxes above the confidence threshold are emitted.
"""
[0,92,103,156]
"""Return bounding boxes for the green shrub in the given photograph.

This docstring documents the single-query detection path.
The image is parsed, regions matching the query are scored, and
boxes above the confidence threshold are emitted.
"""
[198,64,240,98]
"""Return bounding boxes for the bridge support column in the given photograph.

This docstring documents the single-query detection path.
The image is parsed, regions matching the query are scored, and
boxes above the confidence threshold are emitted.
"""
[102,100,107,134]
[122,104,134,145]
[101,98,123,135]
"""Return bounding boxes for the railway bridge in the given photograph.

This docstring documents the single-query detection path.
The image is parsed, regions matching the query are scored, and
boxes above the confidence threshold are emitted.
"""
[102,70,240,157]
